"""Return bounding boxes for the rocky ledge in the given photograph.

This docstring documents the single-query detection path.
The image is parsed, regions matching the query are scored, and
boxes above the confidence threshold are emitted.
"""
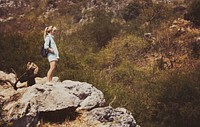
[0,71,138,127]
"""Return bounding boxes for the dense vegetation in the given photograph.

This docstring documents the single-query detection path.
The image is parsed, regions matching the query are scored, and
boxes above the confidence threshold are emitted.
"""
[186,0,200,26]
[0,0,200,127]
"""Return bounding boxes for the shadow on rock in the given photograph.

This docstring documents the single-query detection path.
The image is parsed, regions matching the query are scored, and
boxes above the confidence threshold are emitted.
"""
[39,107,79,123]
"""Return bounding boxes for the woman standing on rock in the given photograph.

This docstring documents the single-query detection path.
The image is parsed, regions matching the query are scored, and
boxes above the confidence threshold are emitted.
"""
[44,26,59,84]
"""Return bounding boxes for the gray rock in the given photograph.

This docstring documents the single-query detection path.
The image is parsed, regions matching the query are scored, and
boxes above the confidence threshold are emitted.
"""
[83,106,137,127]
[0,71,16,85]
[62,80,105,111]
[0,72,138,127]
[2,79,105,127]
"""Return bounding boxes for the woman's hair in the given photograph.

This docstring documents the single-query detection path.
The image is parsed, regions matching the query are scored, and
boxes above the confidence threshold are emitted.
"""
[44,26,57,39]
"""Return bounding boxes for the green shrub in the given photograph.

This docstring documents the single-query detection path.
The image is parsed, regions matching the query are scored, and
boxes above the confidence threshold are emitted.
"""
[123,2,174,34]
[185,0,200,26]
[81,9,121,49]
[0,31,48,76]
[57,52,85,81]
[121,1,143,21]
[111,60,137,85]
[152,68,200,127]
[96,34,149,69]
[0,33,28,73]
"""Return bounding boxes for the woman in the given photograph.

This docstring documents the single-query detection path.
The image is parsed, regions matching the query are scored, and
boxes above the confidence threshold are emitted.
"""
[44,26,59,84]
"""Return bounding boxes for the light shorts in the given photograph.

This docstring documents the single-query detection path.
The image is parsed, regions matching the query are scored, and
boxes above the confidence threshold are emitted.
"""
[47,53,58,62]
[48,57,58,62]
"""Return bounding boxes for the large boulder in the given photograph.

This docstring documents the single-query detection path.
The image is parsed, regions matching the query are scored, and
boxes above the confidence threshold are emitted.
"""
[83,106,138,127]
[1,79,105,127]
[0,71,138,127]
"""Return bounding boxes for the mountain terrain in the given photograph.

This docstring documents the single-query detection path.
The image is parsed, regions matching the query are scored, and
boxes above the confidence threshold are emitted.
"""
[1,0,200,127]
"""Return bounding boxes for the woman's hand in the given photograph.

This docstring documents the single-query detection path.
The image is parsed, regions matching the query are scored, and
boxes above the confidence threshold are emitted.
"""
[48,48,54,54]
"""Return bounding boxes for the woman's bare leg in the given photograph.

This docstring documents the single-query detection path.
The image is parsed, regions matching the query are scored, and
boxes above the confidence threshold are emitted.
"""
[47,61,56,82]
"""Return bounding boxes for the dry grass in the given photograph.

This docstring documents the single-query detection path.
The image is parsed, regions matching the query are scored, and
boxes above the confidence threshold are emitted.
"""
[37,115,91,127]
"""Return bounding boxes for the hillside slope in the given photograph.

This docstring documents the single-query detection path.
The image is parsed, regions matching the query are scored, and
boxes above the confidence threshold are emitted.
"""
[1,0,200,127]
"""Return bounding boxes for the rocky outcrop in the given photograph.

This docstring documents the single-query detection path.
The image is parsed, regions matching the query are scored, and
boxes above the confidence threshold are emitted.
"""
[83,106,138,127]
[0,71,16,85]
[0,74,138,127]
[1,79,105,126]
